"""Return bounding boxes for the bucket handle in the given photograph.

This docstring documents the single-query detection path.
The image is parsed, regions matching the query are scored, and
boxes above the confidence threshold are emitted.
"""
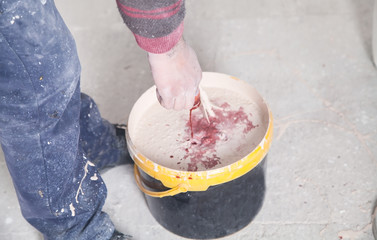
[133,164,189,198]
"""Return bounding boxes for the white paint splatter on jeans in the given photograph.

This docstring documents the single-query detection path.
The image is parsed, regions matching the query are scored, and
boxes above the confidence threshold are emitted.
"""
[10,15,20,24]
[75,159,95,203]
[90,173,98,181]
[69,203,75,217]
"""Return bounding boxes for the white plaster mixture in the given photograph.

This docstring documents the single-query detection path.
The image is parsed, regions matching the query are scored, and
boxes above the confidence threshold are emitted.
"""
[132,87,267,171]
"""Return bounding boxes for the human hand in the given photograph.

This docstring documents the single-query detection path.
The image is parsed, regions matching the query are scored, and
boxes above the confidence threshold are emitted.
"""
[148,38,202,110]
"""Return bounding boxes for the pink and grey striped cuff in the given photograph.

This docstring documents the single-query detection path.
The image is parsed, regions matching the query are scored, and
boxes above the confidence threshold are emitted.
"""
[134,22,184,54]
[117,0,183,20]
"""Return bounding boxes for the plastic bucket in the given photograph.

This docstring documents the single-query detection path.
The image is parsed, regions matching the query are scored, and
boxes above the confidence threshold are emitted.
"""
[126,72,273,239]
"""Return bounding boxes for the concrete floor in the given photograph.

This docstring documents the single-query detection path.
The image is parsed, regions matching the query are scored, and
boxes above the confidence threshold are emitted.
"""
[1,0,377,239]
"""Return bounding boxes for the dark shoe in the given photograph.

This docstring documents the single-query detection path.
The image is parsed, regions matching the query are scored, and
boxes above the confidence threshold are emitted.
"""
[113,124,133,165]
[110,229,132,240]
[96,124,133,173]
[112,123,134,165]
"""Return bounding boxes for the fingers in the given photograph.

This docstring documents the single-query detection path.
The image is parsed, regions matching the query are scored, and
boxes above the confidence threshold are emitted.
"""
[184,92,195,110]
[169,92,183,110]
[156,88,163,104]
[156,88,197,110]
[156,89,175,110]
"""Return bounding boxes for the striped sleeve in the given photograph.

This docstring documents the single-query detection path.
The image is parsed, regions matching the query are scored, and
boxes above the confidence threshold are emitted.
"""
[116,0,185,54]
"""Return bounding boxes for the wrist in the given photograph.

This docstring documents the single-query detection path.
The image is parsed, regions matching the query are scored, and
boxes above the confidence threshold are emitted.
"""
[148,37,185,59]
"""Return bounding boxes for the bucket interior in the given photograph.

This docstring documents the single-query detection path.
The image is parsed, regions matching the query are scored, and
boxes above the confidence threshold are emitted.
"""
[128,72,270,172]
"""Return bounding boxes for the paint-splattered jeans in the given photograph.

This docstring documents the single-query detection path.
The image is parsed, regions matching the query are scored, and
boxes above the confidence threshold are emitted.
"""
[0,1,125,239]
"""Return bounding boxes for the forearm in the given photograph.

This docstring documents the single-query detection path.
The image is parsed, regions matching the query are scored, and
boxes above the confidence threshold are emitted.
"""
[116,0,201,110]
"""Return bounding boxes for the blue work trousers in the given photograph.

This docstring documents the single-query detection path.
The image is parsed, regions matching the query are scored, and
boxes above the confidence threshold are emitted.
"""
[0,1,125,239]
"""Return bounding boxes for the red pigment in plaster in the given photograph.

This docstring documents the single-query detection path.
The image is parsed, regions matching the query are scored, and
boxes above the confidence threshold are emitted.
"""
[189,99,201,138]
[183,102,257,171]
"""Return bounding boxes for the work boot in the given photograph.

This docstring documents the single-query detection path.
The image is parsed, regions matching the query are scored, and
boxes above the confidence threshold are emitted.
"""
[113,123,133,166]
[110,229,132,240]
[91,123,133,172]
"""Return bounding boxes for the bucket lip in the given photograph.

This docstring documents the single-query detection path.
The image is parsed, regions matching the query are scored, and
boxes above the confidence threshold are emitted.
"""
[126,72,273,192]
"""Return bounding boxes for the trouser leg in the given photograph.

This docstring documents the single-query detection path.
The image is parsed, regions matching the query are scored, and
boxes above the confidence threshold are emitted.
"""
[80,94,130,171]
[0,1,114,239]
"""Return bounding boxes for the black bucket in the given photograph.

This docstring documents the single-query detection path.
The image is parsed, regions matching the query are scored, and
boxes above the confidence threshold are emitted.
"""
[137,158,267,239]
